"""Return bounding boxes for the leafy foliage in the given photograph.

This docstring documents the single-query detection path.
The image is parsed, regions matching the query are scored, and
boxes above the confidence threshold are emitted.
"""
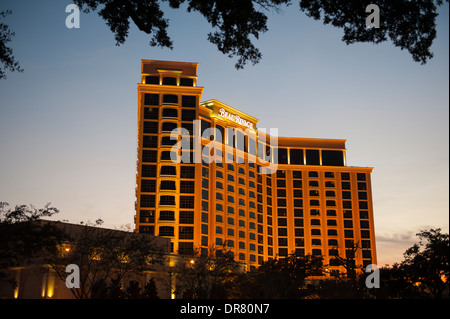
[72,0,448,69]
[174,247,242,299]
[401,229,449,298]
[0,202,65,287]
[46,219,166,299]
[0,10,23,79]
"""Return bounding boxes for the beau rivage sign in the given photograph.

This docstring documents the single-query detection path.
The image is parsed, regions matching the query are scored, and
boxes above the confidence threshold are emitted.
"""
[216,108,254,129]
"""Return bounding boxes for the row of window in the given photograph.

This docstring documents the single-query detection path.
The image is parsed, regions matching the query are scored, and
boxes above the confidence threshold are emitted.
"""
[144,76,195,87]
[144,108,196,122]
[144,94,197,106]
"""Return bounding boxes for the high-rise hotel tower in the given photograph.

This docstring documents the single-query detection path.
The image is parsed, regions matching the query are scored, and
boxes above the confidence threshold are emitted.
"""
[135,60,377,273]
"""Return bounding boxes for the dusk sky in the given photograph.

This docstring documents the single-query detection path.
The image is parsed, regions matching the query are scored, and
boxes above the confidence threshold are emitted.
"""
[0,0,448,266]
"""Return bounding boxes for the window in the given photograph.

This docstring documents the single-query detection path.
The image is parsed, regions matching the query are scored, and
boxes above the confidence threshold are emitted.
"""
[145,76,159,85]
[160,135,178,146]
[180,181,195,193]
[326,200,336,207]
[342,182,351,190]
[182,109,196,121]
[278,238,288,246]
[142,165,157,178]
[293,180,302,188]
[278,148,288,164]
[140,195,156,208]
[180,166,195,178]
[160,211,175,221]
[160,195,175,206]
[309,171,319,178]
[141,180,156,193]
[360,211,369,219]
[162,108,178,119]
[357,173,367,181]
[277,189,286,197]
[277,199,287,207]
[180,78,194,87]
[293,189,303,198]
[343,201,352,209]
[310,200,320,206]
[180,211,194,224]
[310,190,320,197]
[159,226,174,237]
[341,172,350,180]
[144,93,159,106]
[180,196,195,208]
[144,121,158,134]
[179,242,194,255]
[310,209,320,216]
[216,125,225,144]
[311,219,321,226]
[360,220,370,229]
[161,166,176,176]
[327,219,337,226]
[201,120,210,137]
[358,182,367,190]
[179,226,194,239]
[344,220,353,228]
[163,94,178,104]
[327,210,337,217]
[162,122,178,132]
[306,150,320,165]
[322,150,344,166]
[309,181,319,187]
[144,107,159,119]
[161,150,175,161]
[143,136,158,148]
[139,210,155,224]
[290,149,304,165]
[142,150,157,163]
[277,180,286,187]
[163,77,177,86]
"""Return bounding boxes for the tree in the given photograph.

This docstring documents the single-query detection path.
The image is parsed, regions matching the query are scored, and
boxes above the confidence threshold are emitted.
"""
[46,219,166,299]
[0,10,23,79]
[174,247,242,299]
[141,277,160,299]
[238,252,324,298]
[0,202,65,288]
[401,228,449,298]
[72,0,448,69]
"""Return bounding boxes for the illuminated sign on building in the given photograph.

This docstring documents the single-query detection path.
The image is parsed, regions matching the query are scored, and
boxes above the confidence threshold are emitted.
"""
[217,108,254,129]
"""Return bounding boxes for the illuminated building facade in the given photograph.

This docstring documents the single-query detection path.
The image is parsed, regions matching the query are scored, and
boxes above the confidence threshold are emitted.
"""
[135,60,377,273]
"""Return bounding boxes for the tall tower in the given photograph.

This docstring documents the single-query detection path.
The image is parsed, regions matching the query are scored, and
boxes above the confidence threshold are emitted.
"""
[136,60,204,255]
[135,60,377,274]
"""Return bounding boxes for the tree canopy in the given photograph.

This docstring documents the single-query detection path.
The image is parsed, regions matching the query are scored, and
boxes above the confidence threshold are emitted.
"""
[0,10,24,79]
[1,1,447,78]
[73,0,448,69]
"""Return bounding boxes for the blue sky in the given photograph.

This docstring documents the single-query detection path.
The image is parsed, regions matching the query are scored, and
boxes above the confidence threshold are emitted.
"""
[0,0,448,265]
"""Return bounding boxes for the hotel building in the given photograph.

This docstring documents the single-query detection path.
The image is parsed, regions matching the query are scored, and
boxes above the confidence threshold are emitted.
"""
[135,60,377,274]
